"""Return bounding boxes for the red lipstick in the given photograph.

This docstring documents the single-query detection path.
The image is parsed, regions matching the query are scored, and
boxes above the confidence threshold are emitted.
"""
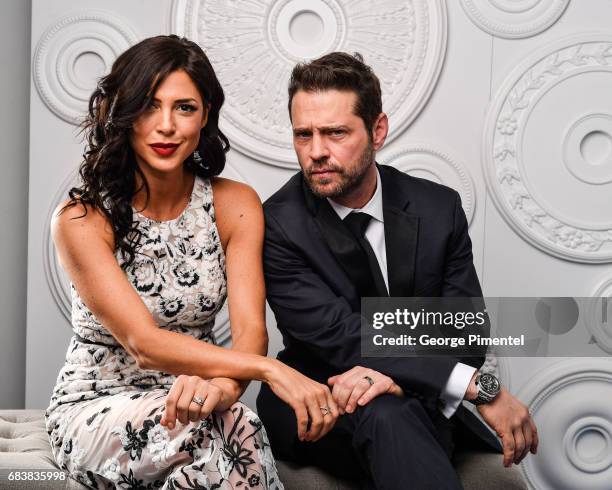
[150,142,179,156]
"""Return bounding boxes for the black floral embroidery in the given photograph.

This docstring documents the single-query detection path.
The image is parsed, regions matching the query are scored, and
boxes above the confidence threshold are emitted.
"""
[130,258,162,294]
[179,418,214,458]
[158,297,185,319]
[82,471,100,489]
[117,421,149,461]
[248,475,260,487]
[196,294,216,313]
[224,440,255,478]
[172,260,200,288]
[117,468,163,489]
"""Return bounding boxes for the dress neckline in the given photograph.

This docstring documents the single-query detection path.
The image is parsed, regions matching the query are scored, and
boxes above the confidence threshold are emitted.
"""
[132,175,200,224]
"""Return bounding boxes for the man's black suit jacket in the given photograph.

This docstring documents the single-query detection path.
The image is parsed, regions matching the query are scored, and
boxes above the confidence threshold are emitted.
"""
[261,164,501,452]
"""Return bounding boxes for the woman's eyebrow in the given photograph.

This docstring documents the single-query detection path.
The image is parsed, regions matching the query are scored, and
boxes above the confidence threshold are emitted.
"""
[151,97,198,103]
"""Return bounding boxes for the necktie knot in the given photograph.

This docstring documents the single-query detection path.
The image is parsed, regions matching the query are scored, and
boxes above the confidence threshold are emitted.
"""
[344,212,372,238]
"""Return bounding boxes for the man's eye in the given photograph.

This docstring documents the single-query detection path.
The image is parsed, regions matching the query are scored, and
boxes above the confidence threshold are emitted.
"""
[331,129,345,136]
[295,132,311,138]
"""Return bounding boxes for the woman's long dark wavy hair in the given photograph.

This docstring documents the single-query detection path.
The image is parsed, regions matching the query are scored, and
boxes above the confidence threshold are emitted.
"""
[62,35,229,267]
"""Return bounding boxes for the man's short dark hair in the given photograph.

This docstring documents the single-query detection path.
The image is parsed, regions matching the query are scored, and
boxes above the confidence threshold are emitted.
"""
[288,52,383,134]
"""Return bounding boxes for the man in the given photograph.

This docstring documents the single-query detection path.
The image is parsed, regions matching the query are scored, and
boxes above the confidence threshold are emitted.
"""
[257,52,537,489]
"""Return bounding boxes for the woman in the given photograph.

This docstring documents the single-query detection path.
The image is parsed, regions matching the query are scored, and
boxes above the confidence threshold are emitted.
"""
[45,35,339,489]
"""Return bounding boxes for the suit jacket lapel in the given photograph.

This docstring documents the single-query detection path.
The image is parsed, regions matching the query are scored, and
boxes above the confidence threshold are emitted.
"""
[302,178,379,297]
[380,165,419,297]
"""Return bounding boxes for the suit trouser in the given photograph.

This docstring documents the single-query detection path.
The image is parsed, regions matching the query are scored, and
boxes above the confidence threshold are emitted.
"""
[257,383,465,490]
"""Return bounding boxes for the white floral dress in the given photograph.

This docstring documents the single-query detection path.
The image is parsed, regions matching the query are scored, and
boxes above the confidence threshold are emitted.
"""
[45,175,282,489]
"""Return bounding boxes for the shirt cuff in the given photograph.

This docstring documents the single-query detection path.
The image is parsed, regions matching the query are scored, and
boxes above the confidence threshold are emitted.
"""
[439,363,477,419]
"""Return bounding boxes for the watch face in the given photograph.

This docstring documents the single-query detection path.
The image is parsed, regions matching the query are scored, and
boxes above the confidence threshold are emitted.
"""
[479,373,500,395]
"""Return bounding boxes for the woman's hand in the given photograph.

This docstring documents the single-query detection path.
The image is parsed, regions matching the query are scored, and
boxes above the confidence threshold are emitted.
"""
[264,359,339,442]
[160,375,227,429]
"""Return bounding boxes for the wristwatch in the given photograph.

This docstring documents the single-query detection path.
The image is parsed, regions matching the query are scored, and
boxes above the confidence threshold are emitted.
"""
[472,372,501,405]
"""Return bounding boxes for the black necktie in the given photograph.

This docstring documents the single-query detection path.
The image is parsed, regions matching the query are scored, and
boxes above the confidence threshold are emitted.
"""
[343,212,388,297]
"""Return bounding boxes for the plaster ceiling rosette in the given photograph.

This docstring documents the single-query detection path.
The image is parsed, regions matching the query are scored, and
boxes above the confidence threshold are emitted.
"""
[382,146,476,225]
[518,358,612,489]
[44,171,78,323]
[171,0,447,168]
[481,351,512,391]
[483,34,612,263]
[460,0,569,39]
[33,11,138,125]
[584,277,612,354]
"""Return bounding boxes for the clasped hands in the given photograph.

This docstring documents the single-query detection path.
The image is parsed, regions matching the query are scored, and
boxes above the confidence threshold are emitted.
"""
[158,364,401,444]
[159,366,538,469]
[268,363,538,469]
[265,363,402,443]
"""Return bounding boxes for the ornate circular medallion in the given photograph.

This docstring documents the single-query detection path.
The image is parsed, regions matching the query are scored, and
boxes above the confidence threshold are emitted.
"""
[518,358,612,488]
[563,113,612,185]
[220,162,249,184]
[460,0,569,39]
[33,12,138,125]
[480,351,512,391]
[483,34,612,263]
[585,277,612,354]
[172,0,447,167]
[382,146,476,224]
[44,171,78,322]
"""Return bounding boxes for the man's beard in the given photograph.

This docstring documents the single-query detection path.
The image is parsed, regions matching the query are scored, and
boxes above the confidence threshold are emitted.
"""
[303,141,375,200]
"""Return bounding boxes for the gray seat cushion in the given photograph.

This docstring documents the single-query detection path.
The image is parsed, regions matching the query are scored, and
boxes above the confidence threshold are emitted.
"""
[0,410,84,489]
[0,410,526,489]
[276,452,528,490]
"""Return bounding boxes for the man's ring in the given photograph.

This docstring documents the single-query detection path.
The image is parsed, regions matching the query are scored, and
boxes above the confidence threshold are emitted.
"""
[192,396,205,406]
[320,406,331,416]
[364,376,375,386]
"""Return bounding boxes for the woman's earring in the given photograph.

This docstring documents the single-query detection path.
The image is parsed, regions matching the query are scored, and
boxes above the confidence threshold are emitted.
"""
[104,92,118,131]
[192,150,210,170]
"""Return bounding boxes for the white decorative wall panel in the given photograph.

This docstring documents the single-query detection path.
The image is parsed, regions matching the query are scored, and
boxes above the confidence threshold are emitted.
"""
[482,352,512,390]
[43,170,77,322]
[483,34,612,263]
[586,277,612,355]
[171,0,447,167]
[519,358,612,489]
[382,145,476,224]
[460,0,570,39]
[33,11,138,124]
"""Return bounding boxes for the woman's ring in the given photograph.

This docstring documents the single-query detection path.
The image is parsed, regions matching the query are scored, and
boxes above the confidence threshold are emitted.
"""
[192,396,205,406]
[320,406,331,416]
[363,376,375,386]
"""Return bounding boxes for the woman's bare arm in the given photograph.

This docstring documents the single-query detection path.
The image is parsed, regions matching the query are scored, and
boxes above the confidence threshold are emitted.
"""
[51,197,272,383]
[206,177,269,404]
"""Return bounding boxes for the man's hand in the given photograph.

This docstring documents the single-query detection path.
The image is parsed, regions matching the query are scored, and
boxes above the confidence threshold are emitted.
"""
[476,388,539,467]
[328,366,403,414]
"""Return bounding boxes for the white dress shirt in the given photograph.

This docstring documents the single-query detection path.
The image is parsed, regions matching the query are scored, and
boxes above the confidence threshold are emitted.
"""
[328,168,475,418]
